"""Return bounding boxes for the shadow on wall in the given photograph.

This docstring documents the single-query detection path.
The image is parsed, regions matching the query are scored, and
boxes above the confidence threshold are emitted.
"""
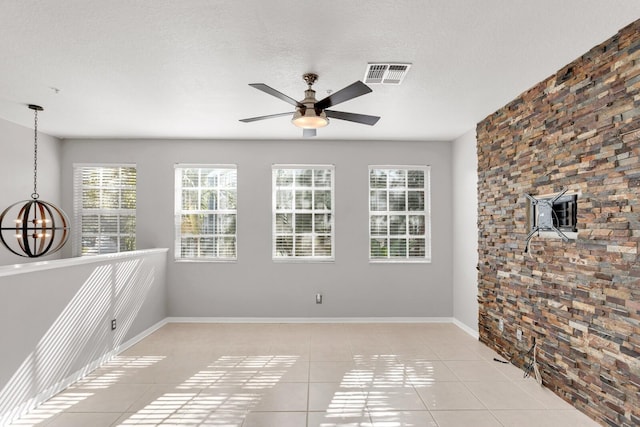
[0,258,156,425]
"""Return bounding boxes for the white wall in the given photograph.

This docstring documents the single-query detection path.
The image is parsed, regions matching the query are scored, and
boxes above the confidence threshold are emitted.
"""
[0,249,168,425]
[452,129,479,333]
[61,138,453,318]
[0,117,63,266]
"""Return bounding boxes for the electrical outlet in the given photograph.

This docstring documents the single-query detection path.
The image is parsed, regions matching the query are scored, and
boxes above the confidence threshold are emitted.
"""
[516,328,523,341]
[315,293,323,304]
[111,319,117,330]
[498,318,504,332]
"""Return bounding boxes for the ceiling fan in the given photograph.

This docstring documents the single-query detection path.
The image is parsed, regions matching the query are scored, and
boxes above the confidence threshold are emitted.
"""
[239,73,380,137]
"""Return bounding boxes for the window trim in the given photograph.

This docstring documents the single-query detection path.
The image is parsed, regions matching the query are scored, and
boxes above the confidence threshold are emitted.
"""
[272,164,335,262]
[72,163,137,257]
[174,164,238,262]
[368,165,431,263]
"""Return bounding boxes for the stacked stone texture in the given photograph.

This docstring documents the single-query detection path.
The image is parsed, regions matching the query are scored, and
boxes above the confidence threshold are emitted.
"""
[477,19,640,426]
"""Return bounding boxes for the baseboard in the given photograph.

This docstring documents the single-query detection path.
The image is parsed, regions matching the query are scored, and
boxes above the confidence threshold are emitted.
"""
[115,317,170,354]
[452,318,479,339]
[166,316,455,324]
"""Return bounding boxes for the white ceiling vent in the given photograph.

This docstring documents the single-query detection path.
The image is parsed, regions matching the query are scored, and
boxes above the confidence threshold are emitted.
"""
[364,63,412,85]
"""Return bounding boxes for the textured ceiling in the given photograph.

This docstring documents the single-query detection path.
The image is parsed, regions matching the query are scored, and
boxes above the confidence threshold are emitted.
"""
[0,1,639,141]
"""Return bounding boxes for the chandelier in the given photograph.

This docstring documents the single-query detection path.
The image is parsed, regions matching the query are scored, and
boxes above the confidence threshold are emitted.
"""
[0,105,70,258]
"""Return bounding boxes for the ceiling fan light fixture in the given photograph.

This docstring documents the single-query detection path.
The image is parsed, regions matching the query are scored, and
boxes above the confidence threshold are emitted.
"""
[291,109,329,129]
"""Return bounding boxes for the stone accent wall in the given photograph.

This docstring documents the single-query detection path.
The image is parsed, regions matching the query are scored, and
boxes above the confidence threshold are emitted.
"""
[477,20,640,426]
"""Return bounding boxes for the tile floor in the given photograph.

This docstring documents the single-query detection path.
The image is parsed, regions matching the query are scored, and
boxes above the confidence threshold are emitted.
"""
[8,323,599,426]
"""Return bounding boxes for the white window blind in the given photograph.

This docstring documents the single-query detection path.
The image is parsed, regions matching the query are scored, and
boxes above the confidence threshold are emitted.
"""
[272,165,334,260]
[73,165,136,256]
[369,166,431,262]
[175,165,237,260]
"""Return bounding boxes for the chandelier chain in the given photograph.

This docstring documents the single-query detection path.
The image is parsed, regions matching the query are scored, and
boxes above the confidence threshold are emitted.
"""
[33,109,39,199]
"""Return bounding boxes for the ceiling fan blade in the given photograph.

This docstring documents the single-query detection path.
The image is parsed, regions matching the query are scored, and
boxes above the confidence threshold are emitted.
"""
[325,110,380,126]
[239,112,294,123]
[315,81,372,110]
[249,83,303,107]
[303,128,317,138]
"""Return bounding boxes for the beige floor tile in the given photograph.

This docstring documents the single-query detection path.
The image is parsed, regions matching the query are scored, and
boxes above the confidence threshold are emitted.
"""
[369,410,438,427]
[194,389,269,413]
[44,412,121,427]
[339,372,385,389]
[415,381,485,410]
[364,387,427,412]
[367,373,414,389]
[250,382,308,411]
[404,360,459,384]
[309,346,353,361]
[430,410,503,427]
[423,332,476,347]
[144,364,205,385]
[514,379,575,409]
[6,414,50,426]
[180,361,302,390]
[310,361,359,382]
[307,411,372,427]
[271,360,310,382]
[120,390,214,423]
[242,411,307,427]
[125,384,204,413]
[113,409,247,426]
[466,341,507,361]
[492,409,600,426]
[81,353,209,387]
[487,359,530,381]
[392,347,440,360]
[218,344,274,356]
[352,354,399,367]
[430,343,485,361]
[444,360,511,382]
[206,354,302,370]
[63,384,151,413]
[83,368,156,386]
[309,383,368,412]
[465,381,547,410]
[267,344,310,359]
[7,392,95,426]
[351,344,393,355]
[124,387,263,420]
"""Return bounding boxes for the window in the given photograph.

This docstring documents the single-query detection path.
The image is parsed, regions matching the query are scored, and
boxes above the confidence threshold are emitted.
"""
[73,165,136,256]
[369,166,430,262]
[273,165,334,260]
[175,165,237,260]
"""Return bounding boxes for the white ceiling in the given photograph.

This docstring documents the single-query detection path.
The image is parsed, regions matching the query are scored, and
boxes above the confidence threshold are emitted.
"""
[1,1,639,141]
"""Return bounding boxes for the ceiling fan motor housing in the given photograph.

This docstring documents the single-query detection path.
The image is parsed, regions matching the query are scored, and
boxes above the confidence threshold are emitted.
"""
[291,81,329,129]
